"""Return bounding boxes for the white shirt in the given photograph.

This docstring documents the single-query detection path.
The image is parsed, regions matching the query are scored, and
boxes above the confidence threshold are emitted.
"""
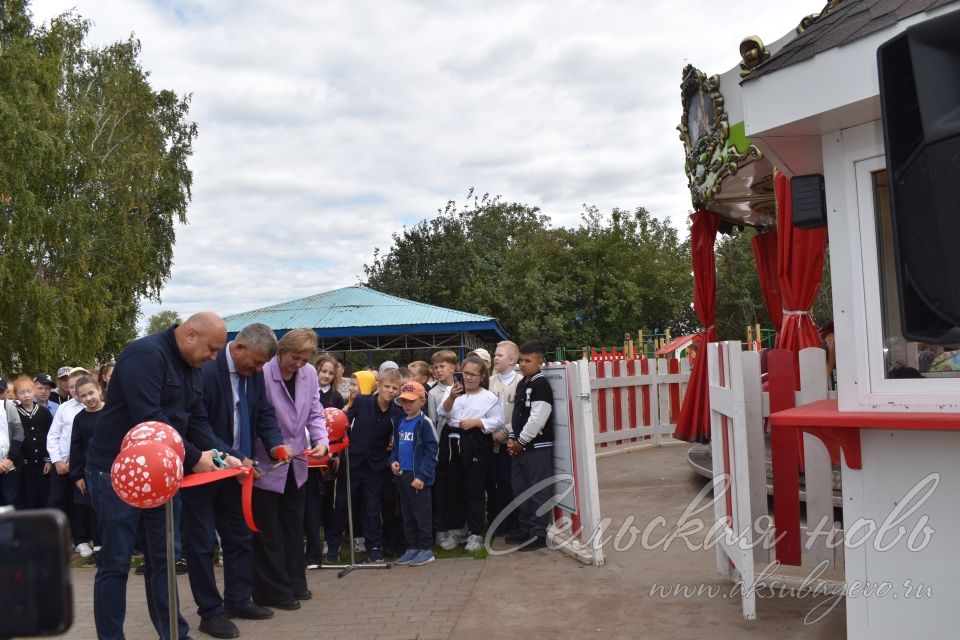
[225,342,242,449]
[437,388,505,435]
[46,398,84,463]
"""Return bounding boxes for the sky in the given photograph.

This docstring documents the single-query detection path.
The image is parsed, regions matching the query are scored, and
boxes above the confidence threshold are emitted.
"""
[30,0,825,324]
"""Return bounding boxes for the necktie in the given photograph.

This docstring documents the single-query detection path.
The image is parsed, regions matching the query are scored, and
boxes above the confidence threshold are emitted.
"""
[238,375,252,458]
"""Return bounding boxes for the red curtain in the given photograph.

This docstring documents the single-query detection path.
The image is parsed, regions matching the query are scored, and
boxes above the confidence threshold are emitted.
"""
[674,210,721,444]
[751,230,782,331]
[773,171,826,360]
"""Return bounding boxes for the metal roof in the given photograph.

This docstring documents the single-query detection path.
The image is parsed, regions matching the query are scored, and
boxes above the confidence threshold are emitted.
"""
[222,286,508,342]
[743,0,958,81]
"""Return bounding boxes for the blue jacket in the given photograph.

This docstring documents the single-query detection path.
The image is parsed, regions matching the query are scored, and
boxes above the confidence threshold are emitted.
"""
[199,345,282,458]
[86,327,229,472]
[345,393,402,471]
[388,412,439,486]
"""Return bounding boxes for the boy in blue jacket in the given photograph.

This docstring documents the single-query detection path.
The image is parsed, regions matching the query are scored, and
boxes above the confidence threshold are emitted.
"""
[390,381,439,566]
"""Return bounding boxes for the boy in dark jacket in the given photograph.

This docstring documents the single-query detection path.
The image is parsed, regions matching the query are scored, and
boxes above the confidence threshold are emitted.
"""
[390,381,439,566]
[327,368,403,562]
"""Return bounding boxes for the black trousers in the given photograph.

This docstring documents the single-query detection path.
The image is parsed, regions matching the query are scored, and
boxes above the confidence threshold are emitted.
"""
[380,468,403,553]
[303,467,324,565]
[252,471,307,605]
[463,454,490,537]
[182,479,254,617]
[510,447,555,539]
[328,461,383,551]
[487,447,517,536]
[395,472,432,551]
[435,435,465,532]
[16,463,50,509]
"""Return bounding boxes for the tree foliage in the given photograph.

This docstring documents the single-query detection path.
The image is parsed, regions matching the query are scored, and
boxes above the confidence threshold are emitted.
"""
[145,310,182,336]
[363,191,696,351]
[0,1,197,372]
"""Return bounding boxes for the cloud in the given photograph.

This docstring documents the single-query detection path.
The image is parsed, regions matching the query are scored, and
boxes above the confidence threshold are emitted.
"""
[28,0,825,324]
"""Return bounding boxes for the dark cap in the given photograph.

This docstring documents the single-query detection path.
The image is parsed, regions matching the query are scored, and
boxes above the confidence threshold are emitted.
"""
[0,378,7,393]
[34,373,55,387]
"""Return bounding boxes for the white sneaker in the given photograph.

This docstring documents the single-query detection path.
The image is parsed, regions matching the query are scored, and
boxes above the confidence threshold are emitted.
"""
[322,541,328,555]
[464,534,484,553]
[353,537,366,553]
[439,531,458,551]
[451,527,468,544]
[76,542,94,558]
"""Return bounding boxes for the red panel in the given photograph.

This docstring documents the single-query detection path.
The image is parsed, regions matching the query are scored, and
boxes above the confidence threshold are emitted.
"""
[612,360,623,445]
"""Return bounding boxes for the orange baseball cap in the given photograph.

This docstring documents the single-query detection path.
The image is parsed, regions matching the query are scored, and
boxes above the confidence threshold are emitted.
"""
[398,381,426,400]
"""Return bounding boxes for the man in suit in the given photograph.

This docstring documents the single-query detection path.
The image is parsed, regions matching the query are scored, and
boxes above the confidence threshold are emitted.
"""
[181,323,292,638]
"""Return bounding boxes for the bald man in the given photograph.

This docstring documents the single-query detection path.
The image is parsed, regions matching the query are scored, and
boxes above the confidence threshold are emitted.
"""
[86,312,242,640]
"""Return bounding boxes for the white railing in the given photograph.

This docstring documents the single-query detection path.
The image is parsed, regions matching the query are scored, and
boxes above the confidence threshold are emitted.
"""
[708,342,843,620]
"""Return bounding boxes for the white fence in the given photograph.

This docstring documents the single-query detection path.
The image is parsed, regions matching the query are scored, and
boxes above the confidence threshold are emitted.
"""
[708,342,842,620]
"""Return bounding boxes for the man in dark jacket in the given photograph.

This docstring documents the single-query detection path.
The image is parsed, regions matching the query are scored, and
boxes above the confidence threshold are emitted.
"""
[86,312,241,640]
[183,323,289,638]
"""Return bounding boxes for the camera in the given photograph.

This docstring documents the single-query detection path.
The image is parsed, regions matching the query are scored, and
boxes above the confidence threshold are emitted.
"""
[0,507,74,637]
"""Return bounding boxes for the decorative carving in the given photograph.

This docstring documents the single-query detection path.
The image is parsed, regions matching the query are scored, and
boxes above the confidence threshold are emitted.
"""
[739,36,770,77]
[678,64,764,209]
[798,0,843,33]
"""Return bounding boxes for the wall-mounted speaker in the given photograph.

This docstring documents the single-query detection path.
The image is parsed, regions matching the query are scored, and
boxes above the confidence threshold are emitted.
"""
[878,9,960,344]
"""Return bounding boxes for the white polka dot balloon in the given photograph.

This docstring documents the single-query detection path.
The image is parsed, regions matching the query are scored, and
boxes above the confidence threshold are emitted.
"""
[111,440,184,508]
[120,421,186,462]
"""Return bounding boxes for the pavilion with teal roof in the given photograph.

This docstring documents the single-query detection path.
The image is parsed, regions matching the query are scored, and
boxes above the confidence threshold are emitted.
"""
[223,285,508,355]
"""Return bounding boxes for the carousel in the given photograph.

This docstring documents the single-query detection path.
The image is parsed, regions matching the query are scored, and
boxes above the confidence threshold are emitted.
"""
[676,0,960,637]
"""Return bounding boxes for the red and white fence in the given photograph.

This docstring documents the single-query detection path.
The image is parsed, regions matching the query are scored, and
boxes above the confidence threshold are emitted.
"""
[708,342,842,620]
[584,357,691,453]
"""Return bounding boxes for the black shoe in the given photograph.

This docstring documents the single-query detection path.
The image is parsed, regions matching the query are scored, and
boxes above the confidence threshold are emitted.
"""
[198,614,239,639]
[519,536,548,551]
[257,599,300,611]
[175,559,188,575]
[294,589,312,601]
[84,553,98,566]
[226,601,274,620]
[367,547,384,563]
[504,531,529,544]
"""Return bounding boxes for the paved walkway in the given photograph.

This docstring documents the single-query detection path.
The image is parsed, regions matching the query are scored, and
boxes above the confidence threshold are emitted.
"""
[58,444,845,639]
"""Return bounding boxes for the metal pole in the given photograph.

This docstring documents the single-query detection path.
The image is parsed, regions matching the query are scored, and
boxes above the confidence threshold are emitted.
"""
[165,500,178,640]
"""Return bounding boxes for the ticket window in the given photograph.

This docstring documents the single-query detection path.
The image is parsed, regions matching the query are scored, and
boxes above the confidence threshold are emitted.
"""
[872,169,960,379]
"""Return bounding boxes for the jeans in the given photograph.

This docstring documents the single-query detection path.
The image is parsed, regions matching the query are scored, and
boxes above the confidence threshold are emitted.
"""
[87,468,191,640]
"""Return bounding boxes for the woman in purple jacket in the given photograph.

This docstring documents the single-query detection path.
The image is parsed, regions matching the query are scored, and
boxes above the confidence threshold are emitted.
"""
[252,329,329,610]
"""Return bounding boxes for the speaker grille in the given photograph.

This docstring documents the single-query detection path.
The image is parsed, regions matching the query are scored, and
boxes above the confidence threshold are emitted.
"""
[896,134,960,324]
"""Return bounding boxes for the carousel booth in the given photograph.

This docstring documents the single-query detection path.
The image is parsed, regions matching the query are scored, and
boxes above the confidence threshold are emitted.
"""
[678,1,960,637]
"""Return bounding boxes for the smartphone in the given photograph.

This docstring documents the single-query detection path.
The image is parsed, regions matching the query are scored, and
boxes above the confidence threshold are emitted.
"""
[453,372,464,387]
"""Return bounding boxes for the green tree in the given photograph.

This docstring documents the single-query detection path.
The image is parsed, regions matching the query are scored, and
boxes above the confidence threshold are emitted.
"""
[145,310,182,336]
[0,2,197,372]
[363,191,695,351]
[714,227,769,341]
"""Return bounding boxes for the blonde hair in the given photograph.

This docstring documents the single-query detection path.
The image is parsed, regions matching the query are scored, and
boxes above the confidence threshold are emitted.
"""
[431,350,458,365]
[277,328,318,356]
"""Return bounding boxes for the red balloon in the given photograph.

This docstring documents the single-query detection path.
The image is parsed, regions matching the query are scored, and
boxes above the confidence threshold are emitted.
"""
[111,441,183,508]
[324,407,349,442]
[121,421,186,462]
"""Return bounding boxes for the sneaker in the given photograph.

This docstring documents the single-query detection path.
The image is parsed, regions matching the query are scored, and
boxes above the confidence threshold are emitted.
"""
[322,541,328,555]
[518,536,548,551]
[451,527,468,544]
[464,534,484,553]
[410,549,435,566]
[176,558,188,574]
[134,563,146,575]
[367,546,384,563]
[439,531,458,551]
[306,562,320,570]
[353,537,366,553]
[394,549,418,565]
[325,546,340,564]
[83,552,98,566]
[76,542,94,558]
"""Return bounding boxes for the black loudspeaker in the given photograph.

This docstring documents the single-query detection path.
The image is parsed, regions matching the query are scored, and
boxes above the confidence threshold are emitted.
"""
[791,174,827,229]
[878,9,960,344]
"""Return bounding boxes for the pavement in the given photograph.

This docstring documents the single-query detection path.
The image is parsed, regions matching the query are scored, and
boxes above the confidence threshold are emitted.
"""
[57,444,845,639]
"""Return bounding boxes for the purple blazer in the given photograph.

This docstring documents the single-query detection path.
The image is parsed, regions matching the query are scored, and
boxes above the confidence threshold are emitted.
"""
[254,357,328,493]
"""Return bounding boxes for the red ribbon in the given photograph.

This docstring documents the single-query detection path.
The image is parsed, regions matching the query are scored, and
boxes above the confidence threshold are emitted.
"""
[303,438,349,467]
[179,467,260,533]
